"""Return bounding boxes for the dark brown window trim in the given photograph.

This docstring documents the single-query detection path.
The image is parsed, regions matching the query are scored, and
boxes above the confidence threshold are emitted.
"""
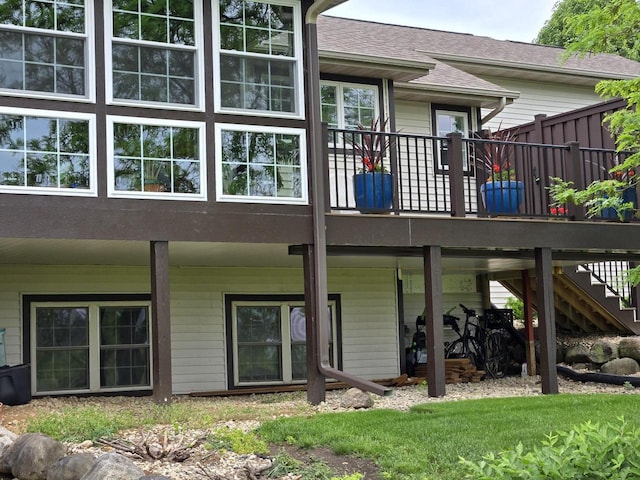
[431,104,474,176]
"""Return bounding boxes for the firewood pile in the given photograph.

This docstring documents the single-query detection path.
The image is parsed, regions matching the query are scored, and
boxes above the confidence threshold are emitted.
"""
[96,430,209,462]
[391,358,486,386]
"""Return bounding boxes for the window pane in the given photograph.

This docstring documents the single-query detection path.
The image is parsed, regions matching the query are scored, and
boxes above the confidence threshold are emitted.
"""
[35,306,89,392]
[236,306,281,343]
[113,121,202,195]
[238,345,281,382]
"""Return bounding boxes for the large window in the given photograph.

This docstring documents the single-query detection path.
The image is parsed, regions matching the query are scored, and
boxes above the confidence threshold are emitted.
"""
[107,0,203,108]
[0,108,96,195]
[320,81,378,129]
[228,297,338,386]
[0,0,91,99]
[215,0,303,117]
[31,301,151,394]
[433,107,471,172]
[107,116,206,200]
[216,123,307,204]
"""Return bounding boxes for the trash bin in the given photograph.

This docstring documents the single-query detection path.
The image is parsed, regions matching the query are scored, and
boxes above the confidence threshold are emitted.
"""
[0,328,5,367]
[0,364,31,406]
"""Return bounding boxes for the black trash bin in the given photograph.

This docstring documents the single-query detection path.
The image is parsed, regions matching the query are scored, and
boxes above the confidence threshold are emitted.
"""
[0,364,31,406]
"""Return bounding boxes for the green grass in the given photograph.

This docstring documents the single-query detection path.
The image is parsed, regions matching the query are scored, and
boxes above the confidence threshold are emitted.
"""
[258,394,640,480]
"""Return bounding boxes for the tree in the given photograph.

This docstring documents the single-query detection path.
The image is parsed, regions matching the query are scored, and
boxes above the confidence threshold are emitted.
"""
[536,0,640,62]
[548,0,640,283]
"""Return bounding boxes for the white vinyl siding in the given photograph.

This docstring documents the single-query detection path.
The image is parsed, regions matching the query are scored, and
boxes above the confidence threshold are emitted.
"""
[0,264,400,394]
[482,77,604,130]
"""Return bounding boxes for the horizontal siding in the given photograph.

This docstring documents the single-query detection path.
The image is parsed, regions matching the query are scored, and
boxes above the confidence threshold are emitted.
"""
[483,77,603,130]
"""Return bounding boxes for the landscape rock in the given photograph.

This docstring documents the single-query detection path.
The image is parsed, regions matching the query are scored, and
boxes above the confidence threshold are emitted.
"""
[4,433,66,480]
[618,337,640,361]
[600,357,640,375]
[588,338,618,364]
[564,343,591,364]
[0,426,18,473]
[139,476,174,479]
[47,453,96,480]
[340,388,373,409]
[79,453,144,480]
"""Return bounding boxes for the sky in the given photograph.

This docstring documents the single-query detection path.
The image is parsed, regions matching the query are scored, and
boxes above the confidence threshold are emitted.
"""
[325,0,560,43]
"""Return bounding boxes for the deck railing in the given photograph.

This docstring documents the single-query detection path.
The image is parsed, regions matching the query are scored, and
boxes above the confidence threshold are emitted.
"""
[326,126,637,221]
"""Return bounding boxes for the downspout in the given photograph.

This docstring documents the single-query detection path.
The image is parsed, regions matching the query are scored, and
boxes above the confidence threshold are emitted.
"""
[481,96,507,126]
[305,3,392,397]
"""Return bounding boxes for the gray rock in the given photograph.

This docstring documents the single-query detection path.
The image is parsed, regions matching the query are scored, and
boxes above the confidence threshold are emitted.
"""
[618,337,640,361]
[139,476,173,480]
[80,453,144,480]
[340,388,374,409]
[0,426,18,473]
[47,453,96,480]
[600,357,640,375]
[5,433,66,480]
[564,344,591,364]
[588,338,618,364]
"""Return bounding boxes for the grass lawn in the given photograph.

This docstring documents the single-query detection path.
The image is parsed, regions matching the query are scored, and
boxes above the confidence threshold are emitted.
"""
[258,393,640,480]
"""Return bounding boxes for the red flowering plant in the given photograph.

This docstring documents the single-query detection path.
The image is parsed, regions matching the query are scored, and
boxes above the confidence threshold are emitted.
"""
[343,117,392,173]
[473,125,518,182]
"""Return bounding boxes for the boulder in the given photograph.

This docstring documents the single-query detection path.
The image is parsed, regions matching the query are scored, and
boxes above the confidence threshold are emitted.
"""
[340,388,373,409]
[564,343,591,364]
[139,476,174,480]
[79,453,144,480]
[4,433,66,480]
[600,357,640,375]
[618,337,640,361]
[588,338,619,364]
[47,453,96,480]
[0,426,18,473]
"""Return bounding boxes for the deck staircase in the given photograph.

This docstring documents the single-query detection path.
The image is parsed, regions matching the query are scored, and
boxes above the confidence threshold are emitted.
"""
[498,264,640,335]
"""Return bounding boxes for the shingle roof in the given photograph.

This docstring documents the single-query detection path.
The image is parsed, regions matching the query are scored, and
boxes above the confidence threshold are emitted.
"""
[318,15,640,84]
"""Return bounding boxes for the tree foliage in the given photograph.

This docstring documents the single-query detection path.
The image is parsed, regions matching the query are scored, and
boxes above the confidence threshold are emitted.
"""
[536,0,640,62]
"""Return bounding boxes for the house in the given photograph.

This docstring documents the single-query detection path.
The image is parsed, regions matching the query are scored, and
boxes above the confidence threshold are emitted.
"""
[1,0,640,405]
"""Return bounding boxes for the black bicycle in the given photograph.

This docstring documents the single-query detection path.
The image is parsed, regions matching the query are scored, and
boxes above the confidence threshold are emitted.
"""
[444,304,510,378]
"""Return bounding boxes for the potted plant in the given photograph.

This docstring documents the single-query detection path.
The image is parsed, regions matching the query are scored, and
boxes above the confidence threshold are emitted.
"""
[475,127,523,214]
[344,117,394,211]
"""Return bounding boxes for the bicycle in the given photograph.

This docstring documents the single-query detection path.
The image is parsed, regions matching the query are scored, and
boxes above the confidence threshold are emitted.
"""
[444,304,511,378]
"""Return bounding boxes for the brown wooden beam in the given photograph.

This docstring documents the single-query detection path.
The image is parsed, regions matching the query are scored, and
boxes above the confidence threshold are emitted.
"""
[521,270,536,376]
[423,245,446,397]
[535,247,558,394]
[150,240,172,405]
[303,243,326,404]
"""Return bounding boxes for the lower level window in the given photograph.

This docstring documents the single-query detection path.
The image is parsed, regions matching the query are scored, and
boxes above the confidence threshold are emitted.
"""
[31,302,151,394]
[229,297,338,386]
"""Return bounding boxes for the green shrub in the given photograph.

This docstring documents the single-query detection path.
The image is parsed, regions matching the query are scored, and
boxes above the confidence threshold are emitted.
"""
[459,417,640,479]
[206,427,268,455]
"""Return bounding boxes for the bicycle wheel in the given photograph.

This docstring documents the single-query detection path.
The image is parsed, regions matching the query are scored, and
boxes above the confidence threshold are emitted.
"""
[444,338,465,359]
[484,330,510,378]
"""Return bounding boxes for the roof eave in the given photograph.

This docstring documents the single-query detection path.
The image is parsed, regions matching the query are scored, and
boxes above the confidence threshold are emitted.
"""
[395,81,520,108]
[319,51,434,82]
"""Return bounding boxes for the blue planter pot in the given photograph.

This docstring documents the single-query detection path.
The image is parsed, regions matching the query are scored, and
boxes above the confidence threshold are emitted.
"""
[603,187,637,221]
[481,180,524,214]
[353,172,394,211]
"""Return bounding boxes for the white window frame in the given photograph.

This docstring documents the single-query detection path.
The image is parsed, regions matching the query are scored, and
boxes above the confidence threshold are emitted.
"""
[0,106,97,196]
[104,0,205,111]
[434,108,471,172]
[230,300,338,386]
[30,301,153,395]
[107,115,207,201]
[215,123,308,205]
[320,81,380,131]
[213,0,305,119]
[0,0,95,103]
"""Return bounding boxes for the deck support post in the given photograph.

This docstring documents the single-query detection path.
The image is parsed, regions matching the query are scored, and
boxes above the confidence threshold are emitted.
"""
[302,243,326,405]
[521,269,536,376]
[535,247,558,394]
[423,245,446,397]
[447,132,466,218]
[150,240,172,405]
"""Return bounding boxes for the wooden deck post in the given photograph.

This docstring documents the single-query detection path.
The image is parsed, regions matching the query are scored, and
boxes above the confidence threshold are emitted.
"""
[535,247,558,394]
[302,243,326,404]
[447,132,466,218]
[521,269,536,376]
[150,240,172,405]
[423,245,446,397]
[567,141,586,221]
